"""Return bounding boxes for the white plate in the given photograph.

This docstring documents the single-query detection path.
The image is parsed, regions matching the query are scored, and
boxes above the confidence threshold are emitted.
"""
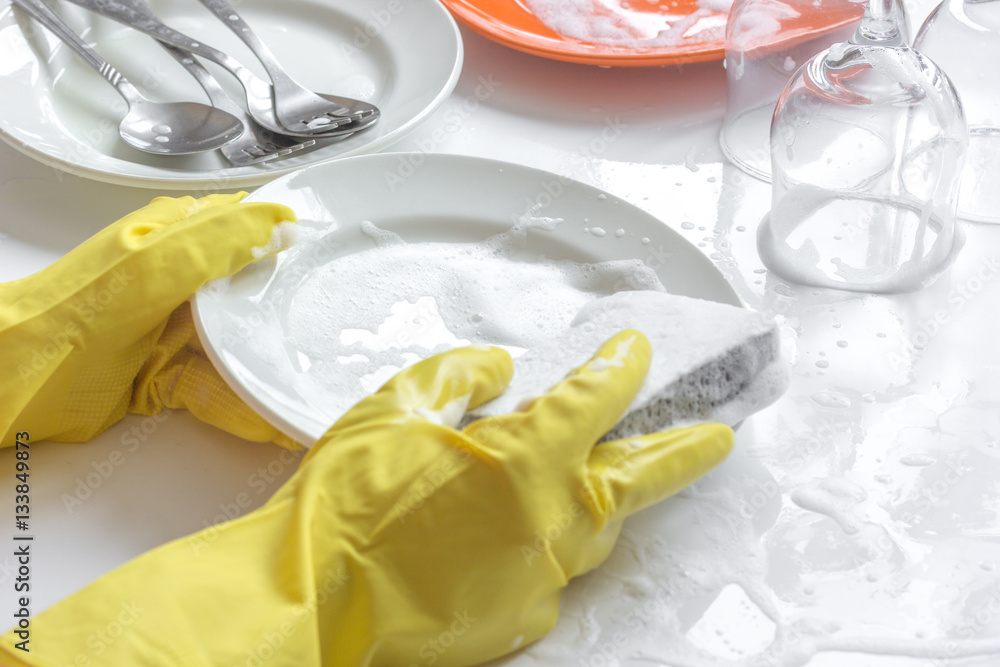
[0,0,462,189]
[192,153,741,445]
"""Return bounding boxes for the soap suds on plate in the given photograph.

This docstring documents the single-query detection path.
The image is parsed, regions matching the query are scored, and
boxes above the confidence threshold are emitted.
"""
[242,221,665,425]
[523,0,728,49]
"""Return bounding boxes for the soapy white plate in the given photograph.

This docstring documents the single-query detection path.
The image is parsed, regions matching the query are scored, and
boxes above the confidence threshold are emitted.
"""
[192,153,741,446]
[0,0,461,189]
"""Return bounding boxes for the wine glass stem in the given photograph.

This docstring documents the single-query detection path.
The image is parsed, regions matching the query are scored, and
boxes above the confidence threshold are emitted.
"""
[855,0,902,45]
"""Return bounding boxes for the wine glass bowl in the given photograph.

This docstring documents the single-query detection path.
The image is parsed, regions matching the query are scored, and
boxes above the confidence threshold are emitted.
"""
[758,0,967,293]
[914,0,1000,223]
[720,0,909,182]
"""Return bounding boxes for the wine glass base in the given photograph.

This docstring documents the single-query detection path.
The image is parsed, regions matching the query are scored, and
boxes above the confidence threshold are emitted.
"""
[757,192,965,294]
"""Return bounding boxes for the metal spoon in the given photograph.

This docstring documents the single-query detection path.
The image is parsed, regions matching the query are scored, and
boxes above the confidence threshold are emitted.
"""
[63,0,379,139]
[12,0,243,155]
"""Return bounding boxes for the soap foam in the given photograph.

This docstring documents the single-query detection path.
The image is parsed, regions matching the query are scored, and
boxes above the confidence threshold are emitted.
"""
[250,223,665,425]
[250,220,298,260]
[523,0,726,49]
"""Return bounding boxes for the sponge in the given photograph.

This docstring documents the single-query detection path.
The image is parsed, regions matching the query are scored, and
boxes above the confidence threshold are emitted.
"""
[467,290,787,438]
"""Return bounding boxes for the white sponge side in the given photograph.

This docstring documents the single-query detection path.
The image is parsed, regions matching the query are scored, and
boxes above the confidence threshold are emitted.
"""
[468,290,786,436]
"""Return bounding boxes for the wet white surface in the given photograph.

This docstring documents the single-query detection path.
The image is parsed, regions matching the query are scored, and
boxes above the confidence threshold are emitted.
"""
[2,5,999,666]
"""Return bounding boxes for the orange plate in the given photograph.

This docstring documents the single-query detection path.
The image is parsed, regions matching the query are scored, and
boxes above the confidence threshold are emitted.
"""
[440,0,862,67]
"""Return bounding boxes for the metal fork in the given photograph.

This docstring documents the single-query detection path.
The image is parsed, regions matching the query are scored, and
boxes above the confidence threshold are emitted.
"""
[160,43,315,166]
[197,0,378,134]
[63,0,379,138]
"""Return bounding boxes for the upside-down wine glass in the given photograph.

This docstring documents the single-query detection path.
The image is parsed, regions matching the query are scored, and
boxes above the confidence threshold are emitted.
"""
[720,0,909,181]
[757,0,967,293]
[914,0,1000,223]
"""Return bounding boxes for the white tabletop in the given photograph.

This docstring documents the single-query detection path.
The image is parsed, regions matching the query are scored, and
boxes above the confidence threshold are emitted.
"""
[2,7,1000,667]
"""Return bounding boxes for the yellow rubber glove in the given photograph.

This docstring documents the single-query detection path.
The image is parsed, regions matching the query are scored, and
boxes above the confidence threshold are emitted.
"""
[0,193,302,449]
[0,331,733,667]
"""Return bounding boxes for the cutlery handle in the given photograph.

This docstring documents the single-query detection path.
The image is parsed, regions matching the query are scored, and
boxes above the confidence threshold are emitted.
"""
[11,0,142,103]
[159,43,242,117]
[62,0,250,81]
[196,0,289,88]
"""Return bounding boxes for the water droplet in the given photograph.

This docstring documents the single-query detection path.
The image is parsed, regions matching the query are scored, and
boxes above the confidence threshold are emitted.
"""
[597,194,607,200]
[191,42,200,47]
[866,573,878,582]
[736,225,746,232]
[228,13,239,20]
[836,340,848,348]
[774,284,793,297]
[815,360,829,369]
[874,473,893,484]
[154,135,170,143]
[681,221,695,230]
[471,313,484,323]
[641,237,650,245]
[753,268,766,274]
[615,228,625,238]
[981,562,995,571]
[876,332,887,338]
[153,124,172,134]
[812,391,849,408]
[900,453,935,467]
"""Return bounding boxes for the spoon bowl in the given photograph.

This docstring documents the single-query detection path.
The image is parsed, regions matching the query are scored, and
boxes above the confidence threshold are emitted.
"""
[120,100,245,155]
[12,0,243,156]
